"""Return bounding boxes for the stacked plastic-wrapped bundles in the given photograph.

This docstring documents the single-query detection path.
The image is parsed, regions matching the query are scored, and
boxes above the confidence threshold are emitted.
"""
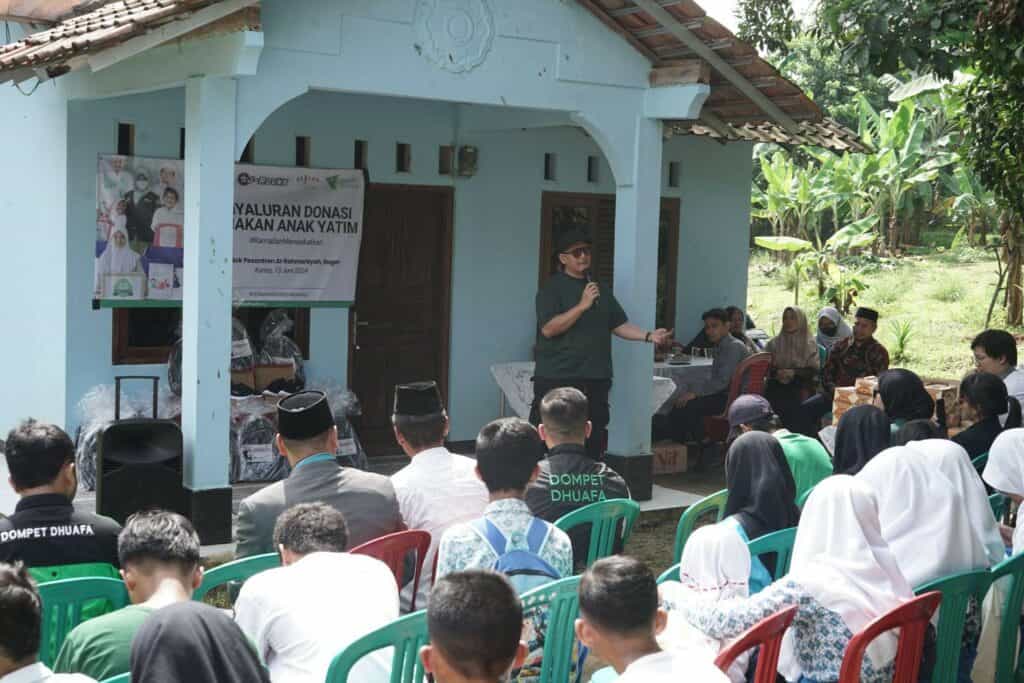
[254,310,306,393]
[230,413,291,483]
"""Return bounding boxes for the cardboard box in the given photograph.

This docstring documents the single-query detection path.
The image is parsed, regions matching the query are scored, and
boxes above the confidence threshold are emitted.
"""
[254,364,295,392]
[653,440,689,475]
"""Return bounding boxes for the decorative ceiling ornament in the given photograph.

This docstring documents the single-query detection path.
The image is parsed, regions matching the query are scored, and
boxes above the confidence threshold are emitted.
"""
[413,0,495,74]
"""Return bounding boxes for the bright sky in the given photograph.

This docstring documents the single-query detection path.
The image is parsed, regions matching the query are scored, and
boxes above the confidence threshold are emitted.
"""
[697,0,818,34]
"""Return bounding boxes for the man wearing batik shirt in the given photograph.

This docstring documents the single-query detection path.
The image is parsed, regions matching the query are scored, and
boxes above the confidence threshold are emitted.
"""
[800,307,890,436]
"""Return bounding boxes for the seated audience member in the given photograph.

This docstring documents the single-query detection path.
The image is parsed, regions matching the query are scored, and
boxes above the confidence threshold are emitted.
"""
[436,418,572,682]
[894,419,943,445]
[801,307,889,437]
[816,306,852,352]
[875,369,935,432]
[659,525,751,683]
[421,571,527,683]
[54,511,202,680]
[906,440,1004,566]
[719,432,799,594]
[857,447,989,587]
[577,556,728,682]
[130,601,269,683]
[971,329,1024,407]
[764,307,821,433]
[657,309,750,445]
[390,381,487,610]
[982,429,1024,552]
[726,395,831,503]
[832,405,891,475]
[726,307,759,353]
[234,503,397,683]
[526,388,629,564]
[954,372,1023,457]
[0,562,94,682]
[0,420,120,569]
[236,391,402,557]
[673,476,915,683]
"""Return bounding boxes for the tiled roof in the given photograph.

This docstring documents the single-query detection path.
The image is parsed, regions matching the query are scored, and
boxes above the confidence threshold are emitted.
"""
[0,0,253,78]
[672,118,872,153]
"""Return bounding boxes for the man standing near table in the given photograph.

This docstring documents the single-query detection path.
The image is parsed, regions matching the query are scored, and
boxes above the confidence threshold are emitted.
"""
[530,229,672,461]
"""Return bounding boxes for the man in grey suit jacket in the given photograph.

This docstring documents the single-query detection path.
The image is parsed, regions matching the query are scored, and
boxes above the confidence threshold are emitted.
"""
[235,391,402,558]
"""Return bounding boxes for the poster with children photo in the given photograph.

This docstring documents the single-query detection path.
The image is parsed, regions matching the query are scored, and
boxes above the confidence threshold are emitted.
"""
[95,155,184,301]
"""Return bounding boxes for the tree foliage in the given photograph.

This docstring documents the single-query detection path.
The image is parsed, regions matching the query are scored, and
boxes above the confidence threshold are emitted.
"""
[737,0,798,55]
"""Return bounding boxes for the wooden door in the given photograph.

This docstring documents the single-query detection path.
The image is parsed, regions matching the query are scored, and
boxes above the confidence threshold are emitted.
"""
[350,184,453,454]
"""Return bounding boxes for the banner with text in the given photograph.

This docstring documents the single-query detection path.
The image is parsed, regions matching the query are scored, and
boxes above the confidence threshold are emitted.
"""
[94,155,364,306]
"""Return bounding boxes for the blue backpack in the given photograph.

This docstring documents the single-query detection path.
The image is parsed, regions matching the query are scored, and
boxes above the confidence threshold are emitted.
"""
[471,517,562,594]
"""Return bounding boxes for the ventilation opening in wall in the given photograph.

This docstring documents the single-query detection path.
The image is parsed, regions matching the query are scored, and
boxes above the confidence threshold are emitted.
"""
[668,161,681,188]
[295,136,311,167]
[438,145,454,175]
[544,153,557,181]
[178,128,186,160]
[586,156,599,183]
[354,139,368,170]
[396,143,412,173]
[240,137,255,164]
[117,123,135,156]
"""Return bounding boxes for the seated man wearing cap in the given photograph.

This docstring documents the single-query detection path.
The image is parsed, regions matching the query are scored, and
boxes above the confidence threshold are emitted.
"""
[235,391,403,558]
[799,307,890,437]
[390,381,488,611]
[727,395,831,503]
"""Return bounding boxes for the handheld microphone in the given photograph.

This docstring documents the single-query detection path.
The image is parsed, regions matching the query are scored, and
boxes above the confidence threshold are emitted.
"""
[585,270,599,299]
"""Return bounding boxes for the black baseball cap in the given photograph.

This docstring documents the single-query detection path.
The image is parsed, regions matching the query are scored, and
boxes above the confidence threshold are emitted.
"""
[727,394,774,441]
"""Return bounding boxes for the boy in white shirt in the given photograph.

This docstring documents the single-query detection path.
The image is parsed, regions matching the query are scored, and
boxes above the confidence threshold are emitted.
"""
[150,187,184,248]
[575,556,729,683]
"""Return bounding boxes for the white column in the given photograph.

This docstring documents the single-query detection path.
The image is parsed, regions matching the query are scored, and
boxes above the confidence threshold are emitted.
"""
[606,116,663,488]
[181,76,236,494]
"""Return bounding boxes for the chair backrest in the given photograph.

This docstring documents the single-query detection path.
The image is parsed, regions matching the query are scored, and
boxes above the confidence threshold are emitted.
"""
[914,570,993,683]
[726,352,773,406]
[350,530,432,611]
[100,674,131,683]
[990,492,1008,522]
[29,562,120,584]
[192,552,280,603]
[838,592,942,683]
[973,452,988,476]
[325,609,428,683]
[520,575,583,683]
[657,563,680,584]
[673,489,729,564]
[991,551,1024,683]
[38,577,129,667]
[746,527,798,580]
[714,605,798,683]
[818,344,828,367]
[554,498,640,568]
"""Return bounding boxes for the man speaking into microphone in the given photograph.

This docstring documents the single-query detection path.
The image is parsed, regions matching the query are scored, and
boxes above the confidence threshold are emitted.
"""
[530,229,672,461]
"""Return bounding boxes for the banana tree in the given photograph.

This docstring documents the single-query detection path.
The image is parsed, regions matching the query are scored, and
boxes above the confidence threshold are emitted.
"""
[941,164,1000,245]
[752,151,796,237]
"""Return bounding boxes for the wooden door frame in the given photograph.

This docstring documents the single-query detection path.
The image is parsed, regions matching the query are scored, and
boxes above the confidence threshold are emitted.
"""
[347,183,455,413]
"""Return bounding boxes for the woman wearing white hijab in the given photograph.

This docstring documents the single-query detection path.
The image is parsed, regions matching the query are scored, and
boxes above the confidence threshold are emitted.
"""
[673,476,913,682]
[857,447,989,588]
[660,524,751,683]
[816,306,853,351]
[983,428,1024,553]
[906,439,1005,566]
[94,224,142,295]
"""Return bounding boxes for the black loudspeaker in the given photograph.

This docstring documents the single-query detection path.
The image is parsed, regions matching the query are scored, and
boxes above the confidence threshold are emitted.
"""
[95,376,186,524]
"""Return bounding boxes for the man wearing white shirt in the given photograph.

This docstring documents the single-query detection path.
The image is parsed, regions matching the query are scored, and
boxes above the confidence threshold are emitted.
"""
[576,557,728,683]
[0,562,94,683]
[390,382,488,611]
[234,503,398,683]
[972,329,1024,409]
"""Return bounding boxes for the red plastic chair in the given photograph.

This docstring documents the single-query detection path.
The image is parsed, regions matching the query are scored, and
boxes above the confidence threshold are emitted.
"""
[714,605,798,683]
[838,592,942,683]
[704,352,773,443]
[349,530,431,611]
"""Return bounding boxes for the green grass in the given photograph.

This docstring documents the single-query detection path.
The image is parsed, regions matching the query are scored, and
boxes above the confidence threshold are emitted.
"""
[747,248,1017,380]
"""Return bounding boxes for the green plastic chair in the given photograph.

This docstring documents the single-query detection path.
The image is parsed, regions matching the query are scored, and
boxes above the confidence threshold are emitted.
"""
[991,492,1008,521]
[991,551,1024,683]
[38,577,129,667]
[521,575,583,683]
[796,487,815,509]
[325,609,428,683]
[192,553,280,603]
[29,562,120,584]
[914,569,993,683]
[974,452,989,477]
[673,489,729,564]
[554,499,640,568]
[100,674,131,683]
[657,562,680,584]
[746,527,798,580]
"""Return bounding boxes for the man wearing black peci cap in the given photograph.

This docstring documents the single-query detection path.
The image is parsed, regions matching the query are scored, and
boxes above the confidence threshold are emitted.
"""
[799,307,890,437]
[235,391,402,558]
[531,228,672,461]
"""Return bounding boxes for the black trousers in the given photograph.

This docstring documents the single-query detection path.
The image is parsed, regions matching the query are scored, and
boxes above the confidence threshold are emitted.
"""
[530,377,611,461]
[799,393,833,438]
[653,392,728,444]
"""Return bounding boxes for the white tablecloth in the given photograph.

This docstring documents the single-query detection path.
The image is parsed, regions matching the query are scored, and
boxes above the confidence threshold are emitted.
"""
[490,358,714,419]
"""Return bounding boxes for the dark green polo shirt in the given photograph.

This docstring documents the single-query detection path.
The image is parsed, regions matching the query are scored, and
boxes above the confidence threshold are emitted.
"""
[535,272,628,380]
